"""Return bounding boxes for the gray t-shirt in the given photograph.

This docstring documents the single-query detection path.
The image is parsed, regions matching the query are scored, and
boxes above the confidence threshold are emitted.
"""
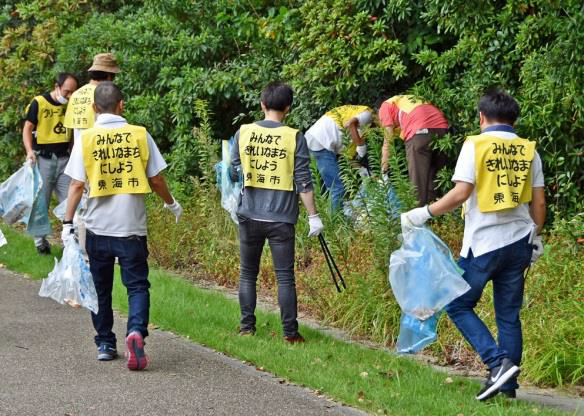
[64,114,167,237]
[230,120,313,224]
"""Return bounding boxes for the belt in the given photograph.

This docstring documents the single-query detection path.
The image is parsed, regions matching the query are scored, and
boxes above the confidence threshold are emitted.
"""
[38,149,69,159]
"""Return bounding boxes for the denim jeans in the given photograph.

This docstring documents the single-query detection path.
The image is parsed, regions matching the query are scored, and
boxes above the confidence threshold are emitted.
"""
[310,149,345,211]
[238,217,298,337]
[85,231,150,348]
[445,235,532,391]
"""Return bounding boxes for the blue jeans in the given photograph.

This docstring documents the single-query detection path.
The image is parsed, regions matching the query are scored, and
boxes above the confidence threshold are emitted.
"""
[85,231,150,348]
[310,149,345,211]
[238,217,298,337]
[446,235,532,391]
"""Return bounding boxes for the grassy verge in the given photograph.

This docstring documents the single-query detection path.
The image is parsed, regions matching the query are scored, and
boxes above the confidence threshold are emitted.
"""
[0,224,562,415]
[0,224,63,278]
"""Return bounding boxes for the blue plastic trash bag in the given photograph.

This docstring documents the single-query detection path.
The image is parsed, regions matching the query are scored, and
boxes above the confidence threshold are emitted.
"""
[396,311,442,354]
[25,163,51,237]
[39,239,98,314]
[343,178,401,224]
[0,162,36,225]
[215,137,242,224]
[389,216,470,320]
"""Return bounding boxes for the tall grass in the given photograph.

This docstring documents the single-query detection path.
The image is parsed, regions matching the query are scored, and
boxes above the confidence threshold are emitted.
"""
[149,109,584,388]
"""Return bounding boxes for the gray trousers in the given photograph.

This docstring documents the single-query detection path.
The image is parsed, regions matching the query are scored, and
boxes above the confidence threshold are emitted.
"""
[34,154,70,245]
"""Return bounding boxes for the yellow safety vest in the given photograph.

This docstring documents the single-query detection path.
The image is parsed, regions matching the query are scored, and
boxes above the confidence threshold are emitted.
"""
[239,124,297,191]
[469,135,535,213]
[27,95,69,144]
[385,95,425,113]
[325,105,372,129]
[82,124,151,198]
[64,83,97,130]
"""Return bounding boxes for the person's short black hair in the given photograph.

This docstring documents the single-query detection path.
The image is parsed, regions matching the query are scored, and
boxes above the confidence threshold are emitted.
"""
[478,87,520,125]
[260,82,293,112]
[94,81,123,114]
[55,72,79,87]
[88,70,116,81]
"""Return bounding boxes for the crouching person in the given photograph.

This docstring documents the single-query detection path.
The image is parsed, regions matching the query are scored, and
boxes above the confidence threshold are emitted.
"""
[230,82,324,343]
[62,82,182,370]
[405,88,546,400]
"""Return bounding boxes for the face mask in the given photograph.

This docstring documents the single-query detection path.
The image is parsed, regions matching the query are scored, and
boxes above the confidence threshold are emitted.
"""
[56,87,68,104]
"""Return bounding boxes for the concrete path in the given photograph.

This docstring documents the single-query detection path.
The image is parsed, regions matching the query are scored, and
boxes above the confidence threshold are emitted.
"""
[0,270,364,416]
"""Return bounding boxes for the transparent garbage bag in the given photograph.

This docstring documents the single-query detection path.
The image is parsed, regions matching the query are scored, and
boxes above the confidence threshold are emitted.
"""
[0,162,50,236]
[39,239,98,314]
[53,197,82,223]
[396,311,441,354]
[389,215,470,320]
[215,137,242,224]
[0,162,36,225]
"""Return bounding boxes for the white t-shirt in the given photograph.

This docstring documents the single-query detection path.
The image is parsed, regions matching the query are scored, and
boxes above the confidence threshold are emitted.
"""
[64,114,167,237]
[305,110,372,154]
[453,129,544,258]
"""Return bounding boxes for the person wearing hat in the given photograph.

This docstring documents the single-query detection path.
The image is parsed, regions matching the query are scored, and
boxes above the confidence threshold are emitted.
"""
[64,53,120,255]
[23,72,79,254]
[62,81,182,370]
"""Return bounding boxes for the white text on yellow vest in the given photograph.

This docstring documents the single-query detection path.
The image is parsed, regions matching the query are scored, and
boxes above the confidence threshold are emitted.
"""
[27,95,69,144]
[64,84,96,130]
[470,135,535,212]
[239,124,297,191]
[82,125,151,198]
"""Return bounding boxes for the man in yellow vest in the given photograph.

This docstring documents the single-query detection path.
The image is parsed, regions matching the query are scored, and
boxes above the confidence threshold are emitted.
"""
[378,95,449,206]
[230,82,323,343]
[62,82,182,370]
[64,53,120,256]
[23,72,79,254]
[405,88,546,401]
[305,105,373,210]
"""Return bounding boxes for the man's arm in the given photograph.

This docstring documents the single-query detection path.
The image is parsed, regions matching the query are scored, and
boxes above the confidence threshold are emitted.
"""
[530,187,546,234]
[344,118,364,146]
[64,179,85,222]
[428,181,474,216]
[229,133,241,182]
[22,121,36,163]
[299,190,317,216]
[381,126,394,172]
[149,174,174,204]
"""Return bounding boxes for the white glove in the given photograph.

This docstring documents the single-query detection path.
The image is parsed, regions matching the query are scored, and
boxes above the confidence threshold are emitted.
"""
[404,206,432,227]
[61,223,74,244]
[164,199,183,223]
[308,214,324,237]
[356,144,367,158]
[531,235,544,264]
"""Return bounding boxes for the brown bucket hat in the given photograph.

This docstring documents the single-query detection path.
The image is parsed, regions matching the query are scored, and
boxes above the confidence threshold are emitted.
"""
[88,53,121,73]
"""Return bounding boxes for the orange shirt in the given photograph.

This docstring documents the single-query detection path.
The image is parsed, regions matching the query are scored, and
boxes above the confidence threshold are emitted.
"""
[379,95,448,140]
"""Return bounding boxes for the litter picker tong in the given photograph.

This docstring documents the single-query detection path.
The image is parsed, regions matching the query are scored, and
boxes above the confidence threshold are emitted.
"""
[318,234,346,293]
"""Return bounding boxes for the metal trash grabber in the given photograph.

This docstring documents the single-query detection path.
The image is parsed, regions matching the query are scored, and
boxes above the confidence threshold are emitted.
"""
[318,234,346,293]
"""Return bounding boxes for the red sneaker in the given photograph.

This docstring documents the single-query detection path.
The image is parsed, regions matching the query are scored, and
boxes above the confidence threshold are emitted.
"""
[126,331,149,371]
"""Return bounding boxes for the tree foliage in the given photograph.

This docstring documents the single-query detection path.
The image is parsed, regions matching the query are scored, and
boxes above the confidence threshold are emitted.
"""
[0,0,581,216]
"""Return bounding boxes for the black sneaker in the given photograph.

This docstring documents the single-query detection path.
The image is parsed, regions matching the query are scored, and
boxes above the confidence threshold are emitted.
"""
[476,358,520,401]
[97,344,118,361]
[36,241,51,255]
[501,389,516,399]
[238,328,256,336]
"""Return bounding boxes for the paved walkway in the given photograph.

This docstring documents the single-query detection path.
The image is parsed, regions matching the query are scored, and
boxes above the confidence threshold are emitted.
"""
[0,270,364,416]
